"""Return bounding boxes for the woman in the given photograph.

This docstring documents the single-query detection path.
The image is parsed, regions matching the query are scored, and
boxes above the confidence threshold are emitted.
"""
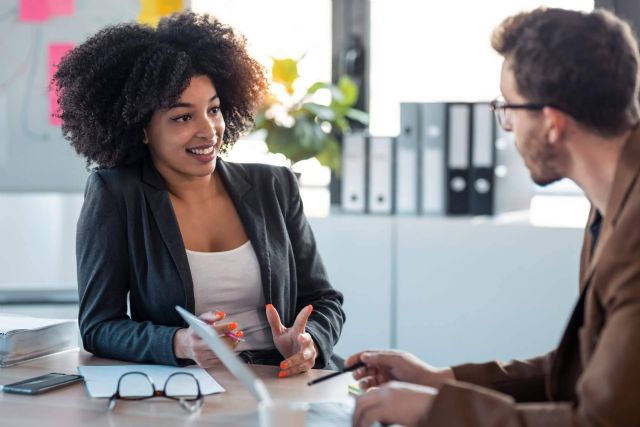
[54,12,344,377]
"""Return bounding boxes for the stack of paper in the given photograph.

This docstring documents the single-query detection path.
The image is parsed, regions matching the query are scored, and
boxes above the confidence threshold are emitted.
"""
[0,314,78,367]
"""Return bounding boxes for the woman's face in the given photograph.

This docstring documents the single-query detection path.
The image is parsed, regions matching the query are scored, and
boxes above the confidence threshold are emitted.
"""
[145,75,225,180]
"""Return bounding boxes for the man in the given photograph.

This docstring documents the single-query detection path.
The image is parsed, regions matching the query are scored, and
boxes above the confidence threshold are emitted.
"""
[349,7,640,427]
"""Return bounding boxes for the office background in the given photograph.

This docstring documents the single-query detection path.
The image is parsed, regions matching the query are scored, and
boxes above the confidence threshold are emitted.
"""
[1,0,636,366]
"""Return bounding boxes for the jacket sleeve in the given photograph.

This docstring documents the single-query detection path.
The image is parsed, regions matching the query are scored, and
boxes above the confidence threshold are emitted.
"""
[421,381,574,427]
[451,350,555,402]
[77,172,182,366]
[282,167,345,368]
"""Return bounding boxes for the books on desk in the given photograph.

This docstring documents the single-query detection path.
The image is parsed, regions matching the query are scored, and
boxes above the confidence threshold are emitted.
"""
[0,314,78,367]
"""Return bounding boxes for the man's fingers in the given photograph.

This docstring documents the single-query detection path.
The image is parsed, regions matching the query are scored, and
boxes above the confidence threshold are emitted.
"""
[345,351,366,369]
[265,303,285,335]
[361,351,401,369]
[292,304,313,333]
[353,390,381,427]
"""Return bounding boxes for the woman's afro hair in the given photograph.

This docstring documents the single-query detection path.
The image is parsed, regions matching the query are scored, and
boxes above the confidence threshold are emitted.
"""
[54,12,268,168]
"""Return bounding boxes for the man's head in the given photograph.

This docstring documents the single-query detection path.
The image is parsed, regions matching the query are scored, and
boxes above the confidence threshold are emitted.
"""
[491,8,640,186]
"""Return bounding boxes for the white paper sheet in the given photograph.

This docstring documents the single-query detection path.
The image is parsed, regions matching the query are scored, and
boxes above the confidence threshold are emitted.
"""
[77,365,225,398]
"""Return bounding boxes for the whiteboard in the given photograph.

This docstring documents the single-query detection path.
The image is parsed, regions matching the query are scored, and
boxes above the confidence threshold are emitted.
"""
[0,0,140,191]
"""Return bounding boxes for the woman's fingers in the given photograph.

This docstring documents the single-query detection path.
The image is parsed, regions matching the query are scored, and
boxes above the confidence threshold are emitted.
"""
[199,310,225,323]
[265,303,285,335]
[278,334,316,377]
[291,304,313,333]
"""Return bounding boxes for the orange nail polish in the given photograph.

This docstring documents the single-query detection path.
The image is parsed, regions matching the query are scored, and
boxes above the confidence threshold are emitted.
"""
[229,322,238,330]
[280,361,288,369]
[236,330,244,337]
[278,371,287,378]
[215,310,225,318]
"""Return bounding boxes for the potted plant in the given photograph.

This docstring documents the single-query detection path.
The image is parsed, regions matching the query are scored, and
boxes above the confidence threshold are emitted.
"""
[253,57,369,174]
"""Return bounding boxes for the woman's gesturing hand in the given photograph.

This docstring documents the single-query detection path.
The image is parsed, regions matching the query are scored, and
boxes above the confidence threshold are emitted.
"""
[266,304,318,378]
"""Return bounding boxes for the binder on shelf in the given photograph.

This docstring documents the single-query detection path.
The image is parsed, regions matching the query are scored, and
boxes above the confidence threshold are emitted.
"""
[395,103,420,215]
[341,131,368,213]
[470,103,496,215]
[419,103,447,215]
[446,103,471,215]
[367,136,394,214]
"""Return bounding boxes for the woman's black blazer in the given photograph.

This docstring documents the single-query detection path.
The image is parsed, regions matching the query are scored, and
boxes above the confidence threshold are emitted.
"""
[76,158,345,367]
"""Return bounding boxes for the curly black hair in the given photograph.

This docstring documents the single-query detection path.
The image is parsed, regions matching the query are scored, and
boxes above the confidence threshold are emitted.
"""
[54,12,268,168]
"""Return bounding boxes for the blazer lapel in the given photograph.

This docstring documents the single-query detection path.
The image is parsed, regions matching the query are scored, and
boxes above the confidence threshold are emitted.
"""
[216,159,274,307]
[141,161,195,313]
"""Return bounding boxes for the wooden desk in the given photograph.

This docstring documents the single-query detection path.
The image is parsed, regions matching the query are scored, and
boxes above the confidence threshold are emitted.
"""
[0,350,354,426]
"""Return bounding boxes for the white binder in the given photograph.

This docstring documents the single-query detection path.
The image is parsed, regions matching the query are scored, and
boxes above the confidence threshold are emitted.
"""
[395,103,420,215]
[341,131,367,213]
[420,103,447,215]
[368,136,394,214]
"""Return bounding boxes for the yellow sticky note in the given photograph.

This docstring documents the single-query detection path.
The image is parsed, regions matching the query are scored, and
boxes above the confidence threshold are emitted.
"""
[137,0,183,27]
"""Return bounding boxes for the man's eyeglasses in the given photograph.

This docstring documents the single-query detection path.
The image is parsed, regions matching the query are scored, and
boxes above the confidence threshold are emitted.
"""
[108,371,204,412]
[489,97,550,131]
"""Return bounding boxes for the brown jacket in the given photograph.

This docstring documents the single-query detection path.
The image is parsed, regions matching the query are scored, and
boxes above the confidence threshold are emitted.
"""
[422,129,640,427]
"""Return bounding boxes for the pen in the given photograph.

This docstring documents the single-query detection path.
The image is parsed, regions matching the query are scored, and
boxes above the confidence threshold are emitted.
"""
[307,360,366,386]
[224,331,245,342]
[203,313,245,342]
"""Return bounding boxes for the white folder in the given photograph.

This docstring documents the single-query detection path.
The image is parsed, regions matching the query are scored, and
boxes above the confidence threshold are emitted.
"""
[420,103,446,215]
[395,103,420,215]
[367,136,394,214]
[341,131,367,213]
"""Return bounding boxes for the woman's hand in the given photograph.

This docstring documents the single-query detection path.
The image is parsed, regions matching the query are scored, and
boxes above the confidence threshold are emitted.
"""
[345,349,454,390]
[353,381,437,427]
[265,304,318,378]
[173,310,242,368]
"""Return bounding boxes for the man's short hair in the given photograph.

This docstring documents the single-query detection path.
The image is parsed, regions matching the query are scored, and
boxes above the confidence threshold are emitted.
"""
[492,7,640,136]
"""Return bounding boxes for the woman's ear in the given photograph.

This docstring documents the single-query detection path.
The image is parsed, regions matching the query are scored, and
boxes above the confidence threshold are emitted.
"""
[142,129,149,144]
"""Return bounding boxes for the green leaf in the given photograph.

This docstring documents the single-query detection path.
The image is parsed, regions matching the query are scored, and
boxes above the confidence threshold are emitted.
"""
[315,136,341,173]
[302,102,336,121]
[337,75,359,107]
[307,82,330,94]
[345,108,369,125]
[271,57,299,95]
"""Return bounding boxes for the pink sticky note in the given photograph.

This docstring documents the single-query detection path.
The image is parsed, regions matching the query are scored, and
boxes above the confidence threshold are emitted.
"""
[19,0,52,22]
[48,0,74,17]
[48,43,75,126]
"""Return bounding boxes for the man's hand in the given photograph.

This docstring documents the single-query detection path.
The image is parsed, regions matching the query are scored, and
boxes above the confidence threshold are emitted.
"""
[345,349,454,390]
[353,381,437,427]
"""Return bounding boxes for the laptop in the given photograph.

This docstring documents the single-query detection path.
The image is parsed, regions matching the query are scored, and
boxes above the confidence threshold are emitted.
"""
[175,305,354,426]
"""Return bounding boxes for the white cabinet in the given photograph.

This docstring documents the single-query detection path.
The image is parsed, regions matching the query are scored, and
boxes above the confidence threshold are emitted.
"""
[311,215,583,365]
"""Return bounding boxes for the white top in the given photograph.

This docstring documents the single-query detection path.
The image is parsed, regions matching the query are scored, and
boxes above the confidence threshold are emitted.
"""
[186,241,274,351]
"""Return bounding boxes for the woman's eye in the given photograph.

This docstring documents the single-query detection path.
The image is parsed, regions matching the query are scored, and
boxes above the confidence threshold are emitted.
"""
[209,107,221,115]
[172,114,191,123]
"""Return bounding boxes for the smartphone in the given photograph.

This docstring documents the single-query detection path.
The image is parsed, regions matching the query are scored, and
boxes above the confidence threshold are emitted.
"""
[2,373,84,395]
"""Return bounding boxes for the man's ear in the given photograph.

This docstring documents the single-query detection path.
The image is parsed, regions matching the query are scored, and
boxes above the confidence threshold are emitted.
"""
[542,107,567,144]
